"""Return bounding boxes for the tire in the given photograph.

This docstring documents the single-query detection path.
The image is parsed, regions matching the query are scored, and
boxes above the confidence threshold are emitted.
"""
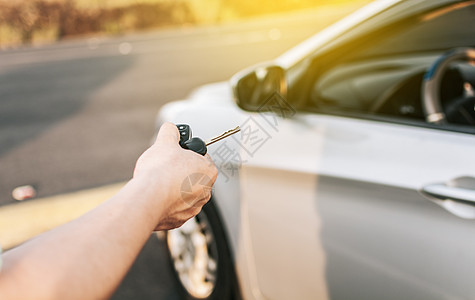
[165,199,239,300]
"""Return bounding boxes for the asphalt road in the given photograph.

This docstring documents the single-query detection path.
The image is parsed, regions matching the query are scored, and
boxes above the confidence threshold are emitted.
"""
[0,3,364,299]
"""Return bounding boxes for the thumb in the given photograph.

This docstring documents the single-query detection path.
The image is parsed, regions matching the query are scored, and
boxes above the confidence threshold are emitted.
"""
[155,122,179,145]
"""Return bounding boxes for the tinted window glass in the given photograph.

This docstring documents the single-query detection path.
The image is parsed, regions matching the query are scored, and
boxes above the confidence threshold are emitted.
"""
[363,2,475,57]
[311,2,475,121]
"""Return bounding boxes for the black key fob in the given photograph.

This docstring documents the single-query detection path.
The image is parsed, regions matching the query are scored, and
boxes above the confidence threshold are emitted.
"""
[176,124,207,156]
[177,124,191,148]
[184,138,207,156]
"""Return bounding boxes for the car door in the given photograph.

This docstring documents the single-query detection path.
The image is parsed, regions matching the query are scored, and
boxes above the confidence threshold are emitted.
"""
[238,2,475,299]
[240,110,475,300]
[312,116,475,300]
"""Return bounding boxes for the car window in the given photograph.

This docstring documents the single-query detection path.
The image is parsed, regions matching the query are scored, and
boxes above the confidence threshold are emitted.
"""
[309,1,475,125]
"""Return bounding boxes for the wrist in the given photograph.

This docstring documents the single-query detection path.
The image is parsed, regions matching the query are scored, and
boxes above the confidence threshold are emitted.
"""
[127,175,171,228]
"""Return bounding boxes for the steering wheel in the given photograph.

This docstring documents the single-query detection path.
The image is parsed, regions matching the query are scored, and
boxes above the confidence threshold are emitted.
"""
[422,48,475,125]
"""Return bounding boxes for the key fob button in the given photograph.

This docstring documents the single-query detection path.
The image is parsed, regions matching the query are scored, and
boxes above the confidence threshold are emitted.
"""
[176,124,192,148]
[175,124,207,156]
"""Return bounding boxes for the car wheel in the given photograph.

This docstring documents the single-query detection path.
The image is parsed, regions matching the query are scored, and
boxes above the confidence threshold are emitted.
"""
[165,200,237,300]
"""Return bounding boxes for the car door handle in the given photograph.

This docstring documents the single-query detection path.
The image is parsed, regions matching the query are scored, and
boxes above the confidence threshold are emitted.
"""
[421,176,475,219]
[422,184,475,203]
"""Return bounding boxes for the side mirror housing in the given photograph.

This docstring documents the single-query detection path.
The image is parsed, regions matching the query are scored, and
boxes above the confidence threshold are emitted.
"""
[231,63,287,112]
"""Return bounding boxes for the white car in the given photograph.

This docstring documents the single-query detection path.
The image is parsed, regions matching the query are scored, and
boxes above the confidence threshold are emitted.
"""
[157,0,475,299]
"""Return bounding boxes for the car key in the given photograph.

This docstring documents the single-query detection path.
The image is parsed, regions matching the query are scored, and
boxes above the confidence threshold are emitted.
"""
[204,126,240,146]
[176,124,240,156]
[176,124,192,148]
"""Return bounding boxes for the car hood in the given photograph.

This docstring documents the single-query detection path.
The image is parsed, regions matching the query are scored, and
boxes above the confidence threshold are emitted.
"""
[156,81,247,138]
[187,81,234,104]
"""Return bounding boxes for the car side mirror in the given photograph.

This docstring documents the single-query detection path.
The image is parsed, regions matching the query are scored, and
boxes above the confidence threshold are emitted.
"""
[231,63,287,112]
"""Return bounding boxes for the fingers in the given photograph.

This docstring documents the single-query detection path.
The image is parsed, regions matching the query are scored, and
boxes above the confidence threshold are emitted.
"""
[155,122,179,145]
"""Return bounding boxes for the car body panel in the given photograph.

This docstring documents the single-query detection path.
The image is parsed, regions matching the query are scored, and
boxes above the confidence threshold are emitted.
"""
[157,0,475,299]
[238,112,475,299]
[159,82,475,299]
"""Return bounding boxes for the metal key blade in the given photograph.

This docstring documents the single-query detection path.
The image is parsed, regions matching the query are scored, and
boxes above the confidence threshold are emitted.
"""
[205,126,240,146]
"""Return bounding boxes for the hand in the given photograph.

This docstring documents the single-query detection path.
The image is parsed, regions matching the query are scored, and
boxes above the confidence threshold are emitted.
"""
[133,122,218,231]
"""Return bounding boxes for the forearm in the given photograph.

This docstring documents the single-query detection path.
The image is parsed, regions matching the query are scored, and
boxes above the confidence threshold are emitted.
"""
[0,122,217,299]
[0,179,164,300]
